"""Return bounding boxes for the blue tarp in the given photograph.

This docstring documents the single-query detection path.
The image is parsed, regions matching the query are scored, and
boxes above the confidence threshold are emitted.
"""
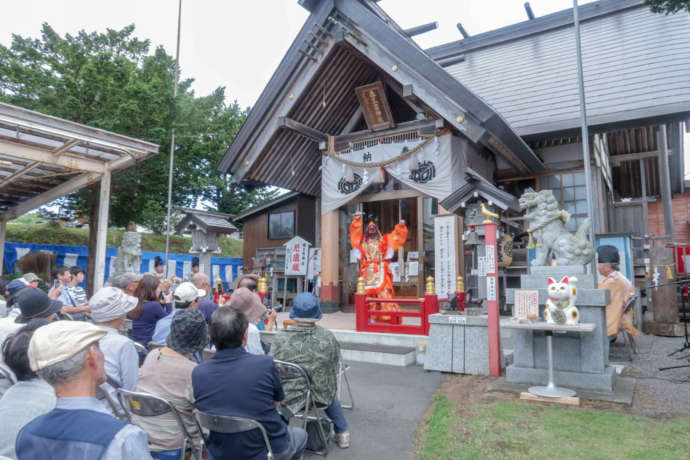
[3,241,242,286]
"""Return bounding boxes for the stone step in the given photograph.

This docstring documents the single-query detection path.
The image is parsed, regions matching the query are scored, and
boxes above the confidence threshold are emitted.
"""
[340,342,417,367]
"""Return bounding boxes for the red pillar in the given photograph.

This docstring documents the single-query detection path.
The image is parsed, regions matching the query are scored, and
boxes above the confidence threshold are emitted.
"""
[483,221,501,377]
[355,292,367,332]
[423,293,439,335]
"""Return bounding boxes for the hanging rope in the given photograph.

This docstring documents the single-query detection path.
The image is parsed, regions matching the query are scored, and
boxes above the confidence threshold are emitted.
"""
[323,134,436,168]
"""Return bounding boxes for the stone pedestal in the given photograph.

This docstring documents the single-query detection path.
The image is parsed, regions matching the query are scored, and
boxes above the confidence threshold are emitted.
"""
[505,266,615,392]
[424,313,503,375]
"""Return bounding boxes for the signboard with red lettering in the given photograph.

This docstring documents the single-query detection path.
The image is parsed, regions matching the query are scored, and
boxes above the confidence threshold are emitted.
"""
[284,236,311,276]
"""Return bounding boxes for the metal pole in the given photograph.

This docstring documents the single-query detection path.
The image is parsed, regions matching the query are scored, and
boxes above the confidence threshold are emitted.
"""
[573,0,597,278]
[164,0,183,278]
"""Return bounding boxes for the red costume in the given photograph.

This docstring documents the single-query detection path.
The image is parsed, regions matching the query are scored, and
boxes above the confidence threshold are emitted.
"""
[350,216,408,323]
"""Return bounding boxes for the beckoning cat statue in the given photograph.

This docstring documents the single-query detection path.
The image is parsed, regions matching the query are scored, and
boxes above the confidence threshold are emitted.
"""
[544,276,579,325]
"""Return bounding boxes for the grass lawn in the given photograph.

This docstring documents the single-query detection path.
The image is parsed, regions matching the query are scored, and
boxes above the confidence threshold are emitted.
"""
[5,221,242,258]
[416,394,690,460]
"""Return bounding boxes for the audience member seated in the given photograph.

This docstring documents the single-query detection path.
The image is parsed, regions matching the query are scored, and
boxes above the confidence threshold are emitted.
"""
[192,307,307,460]
[236,275,276,332]
[152,282,205,344]
[90,287,140,414]
[0,288,62,398]
[52,264,90,320]
[3,280,29,320]
[0,319,55,459]
[0,277,8,318]
[135,309,207,457]
[15,321,153,459]
[271,293,350,448]
[20,273,40,288]
[227,287,268,355]
[191,273,217,323]
[596,245,641,341]
[131,275,170,349]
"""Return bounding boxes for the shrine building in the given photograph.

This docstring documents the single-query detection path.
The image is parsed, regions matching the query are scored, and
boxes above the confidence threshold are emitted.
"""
[219,0,690,322]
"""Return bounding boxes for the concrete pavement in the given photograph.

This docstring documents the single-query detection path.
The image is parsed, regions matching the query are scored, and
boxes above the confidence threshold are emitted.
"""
[302,362,444,460]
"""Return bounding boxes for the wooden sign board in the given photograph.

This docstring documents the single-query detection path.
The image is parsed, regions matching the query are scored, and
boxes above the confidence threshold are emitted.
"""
[355,81,395,132]
[514,290,539,320]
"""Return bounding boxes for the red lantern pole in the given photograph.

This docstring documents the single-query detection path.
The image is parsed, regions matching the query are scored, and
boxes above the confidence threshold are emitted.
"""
[483,221,501,377]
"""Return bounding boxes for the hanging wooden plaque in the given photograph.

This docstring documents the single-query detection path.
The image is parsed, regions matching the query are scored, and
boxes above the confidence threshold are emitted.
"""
[355,81,395,132]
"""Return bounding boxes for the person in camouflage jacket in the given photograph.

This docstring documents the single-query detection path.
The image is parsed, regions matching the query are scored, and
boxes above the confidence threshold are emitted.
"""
[271,293,350,448]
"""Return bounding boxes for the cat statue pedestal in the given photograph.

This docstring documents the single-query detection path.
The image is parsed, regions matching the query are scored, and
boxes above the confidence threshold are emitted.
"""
[505,266,615,392]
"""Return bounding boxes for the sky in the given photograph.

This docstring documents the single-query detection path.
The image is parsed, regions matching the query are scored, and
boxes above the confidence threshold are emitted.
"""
[1,0,688,174]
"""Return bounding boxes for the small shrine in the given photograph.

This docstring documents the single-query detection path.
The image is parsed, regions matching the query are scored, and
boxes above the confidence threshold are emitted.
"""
[175,208,237,278]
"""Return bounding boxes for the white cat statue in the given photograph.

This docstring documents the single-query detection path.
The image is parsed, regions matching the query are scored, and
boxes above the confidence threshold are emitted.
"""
[544,276,579,325]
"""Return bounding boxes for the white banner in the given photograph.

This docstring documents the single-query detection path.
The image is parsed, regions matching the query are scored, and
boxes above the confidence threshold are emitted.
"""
[307,247,321,279]
[434,215,457,296]
[321,134,463,214]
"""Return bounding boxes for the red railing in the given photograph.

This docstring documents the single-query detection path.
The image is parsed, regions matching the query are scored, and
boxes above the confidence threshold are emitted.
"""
[355,293,439,335]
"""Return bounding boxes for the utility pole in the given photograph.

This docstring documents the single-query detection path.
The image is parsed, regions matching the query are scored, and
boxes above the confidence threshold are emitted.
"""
[164,0,183,278]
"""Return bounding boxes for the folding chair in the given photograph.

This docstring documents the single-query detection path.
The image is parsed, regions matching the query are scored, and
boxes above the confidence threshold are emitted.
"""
[193,410,274,460]
[274,359,331,456]
[118,388,200,460]
[133,341,147,356]
[96,383,128,421]
[148,342,165,351]
[0,364,15,385]
[337,360,354,410]
[200,348,216,362]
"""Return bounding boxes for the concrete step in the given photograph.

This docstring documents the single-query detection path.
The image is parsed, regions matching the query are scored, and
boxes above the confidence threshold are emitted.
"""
[340,342,416,367]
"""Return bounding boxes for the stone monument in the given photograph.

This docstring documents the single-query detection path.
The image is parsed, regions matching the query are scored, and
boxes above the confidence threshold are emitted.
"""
[504,192,615,392]
[111,221,142,276]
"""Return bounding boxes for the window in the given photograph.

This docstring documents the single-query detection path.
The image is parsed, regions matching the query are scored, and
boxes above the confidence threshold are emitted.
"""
[268,211,295,239]
[538,171,587,232]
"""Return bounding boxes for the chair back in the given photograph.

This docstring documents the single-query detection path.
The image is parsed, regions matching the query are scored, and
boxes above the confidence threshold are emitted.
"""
[0,365,15,385]
[273,359,311,386]
[95,384,128,420]
[133,341,147,355]
[148,342,165,351]
[192,410,274,460]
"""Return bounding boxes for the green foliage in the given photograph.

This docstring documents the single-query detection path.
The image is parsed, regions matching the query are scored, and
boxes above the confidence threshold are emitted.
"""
[0,23,274,230]
[5,222,242,257]
[645,0,690,13]
[416,398,690,459]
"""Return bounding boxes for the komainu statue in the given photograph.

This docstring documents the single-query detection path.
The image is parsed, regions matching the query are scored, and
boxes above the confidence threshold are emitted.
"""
[519,190,594,266]
[111,221,142,276]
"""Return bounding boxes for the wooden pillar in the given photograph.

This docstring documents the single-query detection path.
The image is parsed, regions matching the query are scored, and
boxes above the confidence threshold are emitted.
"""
[320,209,340,311]
[658,124,674,241]
[0,219,6,276]
[93,170,111,292]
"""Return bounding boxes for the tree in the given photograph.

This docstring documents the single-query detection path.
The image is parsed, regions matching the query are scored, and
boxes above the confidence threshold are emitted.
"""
[0,23,275,291]
[645,0,690,13]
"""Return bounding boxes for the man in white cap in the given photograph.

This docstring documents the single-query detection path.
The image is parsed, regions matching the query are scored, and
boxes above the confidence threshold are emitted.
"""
[15,321,153,459]
[151,282,205,345]
[90,286,140,413]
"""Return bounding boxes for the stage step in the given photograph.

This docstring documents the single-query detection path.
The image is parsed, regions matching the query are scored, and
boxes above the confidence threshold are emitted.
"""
[340,342,416,367]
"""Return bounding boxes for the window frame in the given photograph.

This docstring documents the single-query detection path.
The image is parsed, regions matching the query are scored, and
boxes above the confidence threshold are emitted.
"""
[268,210,296,240]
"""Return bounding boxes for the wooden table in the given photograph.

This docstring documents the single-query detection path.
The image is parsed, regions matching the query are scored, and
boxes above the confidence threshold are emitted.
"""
[501,319,596,398]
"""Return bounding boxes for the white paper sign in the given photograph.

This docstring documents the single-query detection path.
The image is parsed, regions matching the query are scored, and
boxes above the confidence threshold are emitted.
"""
[478,257,485,277]
[448,315,466,324]
[284,236,310,275]
[514,290,539,319]
[63,253,79,267]
[390,262,401,283]
[485,244,496,274]
[434,215,457,296]
[307,247,322,279]
[407,251,419,261]
[487,277,497,301]
[408,261,419,276]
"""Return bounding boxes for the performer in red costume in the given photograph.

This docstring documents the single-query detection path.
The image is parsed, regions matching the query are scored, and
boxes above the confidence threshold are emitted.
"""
[350,213,408,323]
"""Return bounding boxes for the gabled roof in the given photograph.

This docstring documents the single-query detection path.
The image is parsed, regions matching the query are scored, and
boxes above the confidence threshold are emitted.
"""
[174,208,237,234]
[233,191,301,222]
[426,0,690,137]
[217,0,544,194]
[440,178,519,215]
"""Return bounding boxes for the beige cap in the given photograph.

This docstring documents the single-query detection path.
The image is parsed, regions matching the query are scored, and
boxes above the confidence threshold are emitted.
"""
[28,320,107,372]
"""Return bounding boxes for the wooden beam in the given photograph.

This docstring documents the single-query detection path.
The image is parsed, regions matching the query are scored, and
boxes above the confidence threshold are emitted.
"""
[0,138,106,173]
[278,116,328,143]
[1,172,101,221]
[403,22,438,37]
[341,107,363,135]
[322,119,443,152]
[0,220,5,275]
[93,170,111,291]
[609,150,668,166]
[658,124,674,241]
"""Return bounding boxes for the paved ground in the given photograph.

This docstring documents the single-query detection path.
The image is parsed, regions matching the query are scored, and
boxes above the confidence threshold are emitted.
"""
[302,362,444,460]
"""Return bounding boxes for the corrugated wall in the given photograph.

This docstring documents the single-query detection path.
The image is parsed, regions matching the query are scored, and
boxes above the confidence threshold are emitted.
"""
[444,6,690,136]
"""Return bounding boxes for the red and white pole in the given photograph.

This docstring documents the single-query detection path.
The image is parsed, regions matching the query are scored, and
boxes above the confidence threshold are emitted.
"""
[483,221,501,377]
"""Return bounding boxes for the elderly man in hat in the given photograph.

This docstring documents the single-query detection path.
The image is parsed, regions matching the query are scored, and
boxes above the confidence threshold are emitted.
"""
[271,292,350,448]
[136,309,207,456]
[0,287,62,397]
[597,245,641,341]
[90,287,140,413]
[227,287,267,355]
[15,321,153,459]
[152,282,206,345]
